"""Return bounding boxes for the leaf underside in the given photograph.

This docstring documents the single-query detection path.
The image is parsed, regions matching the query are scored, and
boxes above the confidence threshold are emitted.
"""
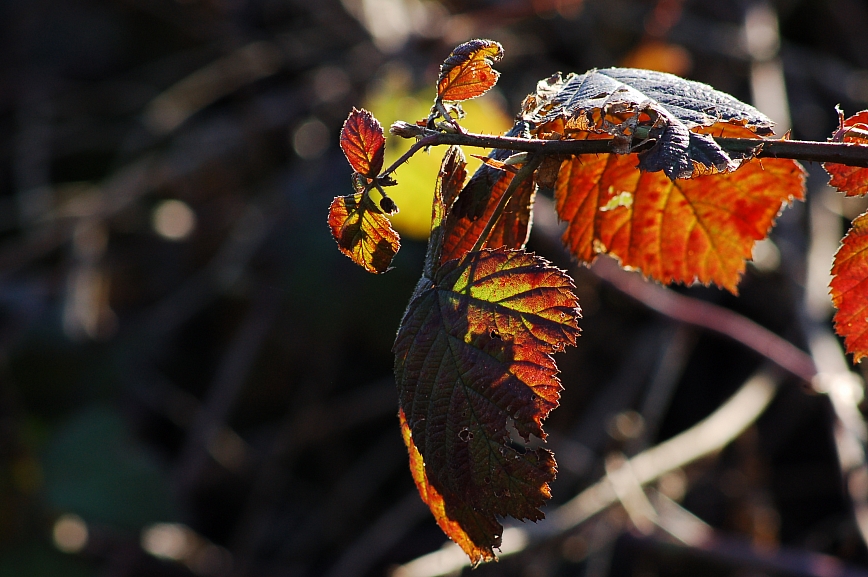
[328,192,400,274]
[394,248,580,564]
[555,152,805,292]
[437,39,503,103]
[831,211,868,361]
[824,109,868,197]
[520,68,775,179]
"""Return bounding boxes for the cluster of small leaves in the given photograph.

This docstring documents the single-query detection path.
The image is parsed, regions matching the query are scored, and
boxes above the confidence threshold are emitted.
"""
[327,108,400,274]
[327,38,868,564]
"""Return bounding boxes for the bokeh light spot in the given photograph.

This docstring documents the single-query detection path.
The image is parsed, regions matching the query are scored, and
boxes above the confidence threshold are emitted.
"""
[153,199,196,241]
[292,118,330,160]
[53,514,88,554]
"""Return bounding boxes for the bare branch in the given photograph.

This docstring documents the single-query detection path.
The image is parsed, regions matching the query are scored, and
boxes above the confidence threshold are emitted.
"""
[387,126,868,172]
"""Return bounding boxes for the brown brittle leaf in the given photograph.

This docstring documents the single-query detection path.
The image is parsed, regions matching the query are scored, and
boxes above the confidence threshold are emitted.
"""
[437,39,503,103]
[327,191,400,273]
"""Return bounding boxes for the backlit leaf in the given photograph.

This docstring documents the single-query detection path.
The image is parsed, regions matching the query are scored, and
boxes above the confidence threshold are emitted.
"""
[425,146,468,277]
[438,125,537,265]
[340,108,385,178]
[555,153,805,292]
[824,109,868,196]
[437,39,503,103]
[520,68,775,179]
[831,211,868,362]
[393,248,580,563]
[328,191,400,273]
[399,408,492,564]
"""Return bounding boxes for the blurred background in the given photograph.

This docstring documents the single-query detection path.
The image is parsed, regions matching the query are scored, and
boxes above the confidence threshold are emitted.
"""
[2,0,868,576]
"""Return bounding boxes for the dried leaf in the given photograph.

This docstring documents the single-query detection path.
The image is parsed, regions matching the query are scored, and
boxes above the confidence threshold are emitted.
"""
[824,109,868,197]
[394,248,580,563]
[328,191,400,273]
[437,39,503,103]
[555,153,805,292]
[340,108,386,178]
[831,210,868,362]
[520,68,775,179]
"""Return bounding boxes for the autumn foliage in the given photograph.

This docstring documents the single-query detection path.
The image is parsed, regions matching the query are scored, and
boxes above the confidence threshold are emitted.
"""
[327,39,868,563]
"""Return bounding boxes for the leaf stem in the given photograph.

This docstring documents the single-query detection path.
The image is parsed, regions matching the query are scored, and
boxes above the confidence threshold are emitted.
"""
[381,133,442,178]
[469,154,542,254]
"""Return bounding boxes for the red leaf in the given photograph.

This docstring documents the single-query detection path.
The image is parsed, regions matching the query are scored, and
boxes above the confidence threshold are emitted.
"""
[831,210,868,361]
[437,39,503,103]
[555,153,805,292]
[824,109,868,196]
[327,191,400,273]
[340,108,385,178]
[425,146,468,277]
[394,248,580,563]
[439,154,535,265]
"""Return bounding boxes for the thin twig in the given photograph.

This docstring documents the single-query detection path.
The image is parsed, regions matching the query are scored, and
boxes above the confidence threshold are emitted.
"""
[387,128,868,169]
[590,257,817,382]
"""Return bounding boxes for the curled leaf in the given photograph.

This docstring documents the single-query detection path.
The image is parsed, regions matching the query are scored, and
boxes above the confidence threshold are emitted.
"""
[328,191,400,273]
[824,109,868,197]
[437,39,503,103]
[520,68,775,179]
[394,248,580,563]
[831,210,868,361]
[340,108,386,178]
[555,153,805,292]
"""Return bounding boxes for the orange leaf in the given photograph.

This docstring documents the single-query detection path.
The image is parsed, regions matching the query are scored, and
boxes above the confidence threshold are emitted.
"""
[831,210,868,362]
[340,108,385,178]
[426,146,468,276]
[471,154,521,174]
[437,39,503,103]
[327,191,400,273]
[439,154,535,265]
[824,109,868,197]
[555,154,805,292]
[394,248,580,563]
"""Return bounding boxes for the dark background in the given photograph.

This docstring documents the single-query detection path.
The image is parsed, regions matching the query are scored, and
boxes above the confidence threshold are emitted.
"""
[2,0,868,576]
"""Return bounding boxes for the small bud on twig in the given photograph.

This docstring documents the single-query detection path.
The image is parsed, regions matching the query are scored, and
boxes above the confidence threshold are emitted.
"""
[390,121,425,139]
